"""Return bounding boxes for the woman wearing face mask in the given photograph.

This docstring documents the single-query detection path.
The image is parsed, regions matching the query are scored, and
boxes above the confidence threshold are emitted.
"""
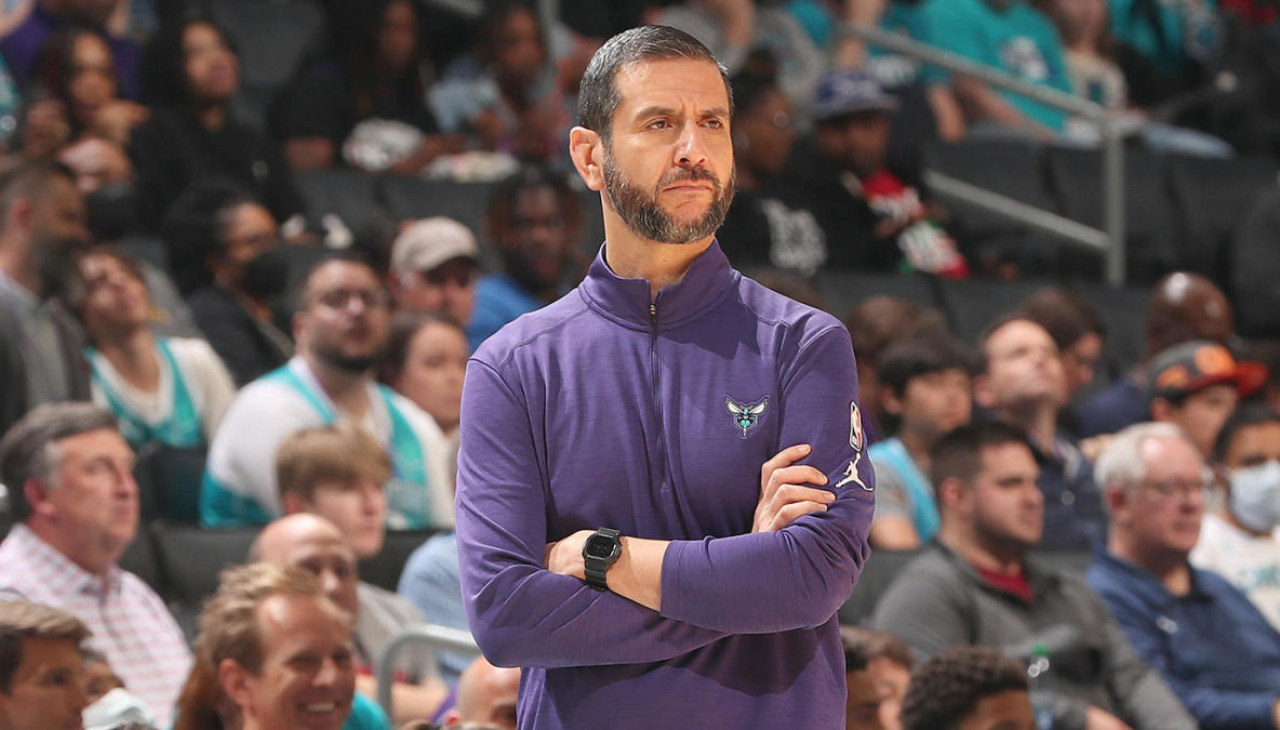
[1191,402,1280,632]
[74,247,236,453]
[169,178,295,387]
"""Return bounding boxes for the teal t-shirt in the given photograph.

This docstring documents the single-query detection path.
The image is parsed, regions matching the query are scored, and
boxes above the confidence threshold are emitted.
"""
[1106,0,1220,77]
[868,3,933,89]
[919,0,1073,131]
[345,692,392,730]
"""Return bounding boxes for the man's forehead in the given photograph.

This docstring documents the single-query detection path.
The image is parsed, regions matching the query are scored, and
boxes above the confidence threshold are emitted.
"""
[1140,435,1203,474]
[57,428,130,459]
[979,441,1037,472]
[286,536,356,565]
[987,319,1053,353]
[613,58,729,114]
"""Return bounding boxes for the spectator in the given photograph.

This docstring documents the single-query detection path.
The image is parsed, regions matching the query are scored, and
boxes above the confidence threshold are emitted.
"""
[0,599,90,730]
[843,295,949,446]
[873,421,1194,729]
[842,627,887,730]
[253,514,448,727]
[840,627,915,730]
[57,136,136,238]
[467,165,584,350]
[1106,0,1224,105]
[899,645,1035,730]
[74,247,235,451]
[31,25,147,146]
[974,314,1107,549]
[398,523,471,686]
[0,160,92,435]
[382,311,468,457]
[1080,271,1234,437]
[1147,340,1268,458]
[918,0,1074,137]
[275,0,463,173]
[80,645,159,729]
[0,0,141,99]
[788,69,967,275]
[169,179,293,386]
[429,0,568,161]
[438,657,518,730]
[386,217,480,327]
[0,403,191,725]
[173,562,391,730]
[1089,422,1280,729]
[130,15,303,228]
[201,256,453,529]
[717,70,827,277]
[868,335,974,549]
[1017,287,1108,401]
[1193,404,1280,631]
[275,423,393,559]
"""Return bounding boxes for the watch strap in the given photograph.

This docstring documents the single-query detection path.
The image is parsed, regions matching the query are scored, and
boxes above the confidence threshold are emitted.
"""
[583,527,622,591]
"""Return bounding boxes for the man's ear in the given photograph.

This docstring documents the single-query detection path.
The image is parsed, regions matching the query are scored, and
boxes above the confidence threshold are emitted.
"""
[1150,398,1173,423]
[972,374,995,410]
[937,477,972,518]
[281,491,306,515]
[23,477,56,520]
[1104,483,1129,524]
[569,126,604,192]
[218,658,253,710]
[882,389,904,417]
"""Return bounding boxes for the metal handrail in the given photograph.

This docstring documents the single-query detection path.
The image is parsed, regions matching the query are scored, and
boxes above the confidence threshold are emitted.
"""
[376,624,482,718]
[844,23,1128,284]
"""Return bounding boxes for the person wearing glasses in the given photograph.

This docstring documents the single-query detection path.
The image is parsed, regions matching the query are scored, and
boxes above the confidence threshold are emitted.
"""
[200,255,453,529]
[873,421,1194,730]
[1089,422,1280,730]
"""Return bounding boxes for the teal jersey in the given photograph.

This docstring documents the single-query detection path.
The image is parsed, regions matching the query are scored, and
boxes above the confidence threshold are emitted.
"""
[1107,0,1221,77]
[345,692,392,730]
[920,0,1074,131]
[88,338,205,449]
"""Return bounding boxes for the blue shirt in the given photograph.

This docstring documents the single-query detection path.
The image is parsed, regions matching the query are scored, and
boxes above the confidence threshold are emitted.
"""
[919,0,1073,131]
[1079,373,1148,438]
[466,272,544,352]
[1088,551,1280,728]
[398,531,472,685]
[456,241,875,729]
[346,693,392,730]
[1032,432,1107,550]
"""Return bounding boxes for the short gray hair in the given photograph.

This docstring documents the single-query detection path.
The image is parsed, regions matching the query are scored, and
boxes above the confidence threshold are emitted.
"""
[1094,421,1200,493]
[0,402,119,522]
[577,25,732,142]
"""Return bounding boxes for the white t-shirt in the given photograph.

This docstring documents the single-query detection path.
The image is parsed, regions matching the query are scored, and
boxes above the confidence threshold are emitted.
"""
[88,337,236,442]
[204,357,454,528]
[1191,512,1280,632]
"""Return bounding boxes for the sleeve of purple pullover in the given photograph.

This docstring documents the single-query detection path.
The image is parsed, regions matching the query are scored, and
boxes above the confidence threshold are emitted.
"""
[658,325,875,633]
[455,358,731,668]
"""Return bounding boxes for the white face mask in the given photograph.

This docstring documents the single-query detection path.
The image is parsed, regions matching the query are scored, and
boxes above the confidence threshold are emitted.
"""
[82,687,158,730]
[1230,460,1280,533]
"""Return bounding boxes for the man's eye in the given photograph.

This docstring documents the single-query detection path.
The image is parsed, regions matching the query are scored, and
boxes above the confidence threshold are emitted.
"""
[649,119,670,130]
[704,119,724,129]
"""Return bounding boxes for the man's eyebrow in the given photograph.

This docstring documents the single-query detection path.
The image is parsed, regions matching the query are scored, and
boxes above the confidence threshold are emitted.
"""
[633,105,678,120]
[700,106,730,120]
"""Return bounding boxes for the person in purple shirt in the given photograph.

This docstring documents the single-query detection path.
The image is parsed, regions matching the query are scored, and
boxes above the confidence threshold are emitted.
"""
[455,25,875,729]
[1,0,141,98]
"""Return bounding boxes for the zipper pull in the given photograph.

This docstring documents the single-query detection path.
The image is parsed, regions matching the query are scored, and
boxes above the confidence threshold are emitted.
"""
[649,303,657,326]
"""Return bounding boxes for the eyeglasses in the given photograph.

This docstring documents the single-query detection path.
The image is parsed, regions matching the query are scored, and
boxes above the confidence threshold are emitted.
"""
[1141,473,1215,500]
[313,288,390,312]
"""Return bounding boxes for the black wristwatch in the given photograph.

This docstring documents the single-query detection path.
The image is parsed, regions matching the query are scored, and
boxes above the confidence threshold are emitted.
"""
[582,527,622,591]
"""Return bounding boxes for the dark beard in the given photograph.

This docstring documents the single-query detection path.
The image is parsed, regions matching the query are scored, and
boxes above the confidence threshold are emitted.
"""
[602,147,735,244]
[33,237,83,300]
[313,344,382,375]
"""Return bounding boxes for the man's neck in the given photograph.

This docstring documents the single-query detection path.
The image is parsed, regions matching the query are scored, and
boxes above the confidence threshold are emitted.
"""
[1108,534,1192,596]
[999,401,1058,449]
[602,214,713,300]
[301,351,373,418]
[939,524,1025,575]
[195,102,227,131]
[25,521,114,578]
[898,427,934,475]
[0,244,41,298]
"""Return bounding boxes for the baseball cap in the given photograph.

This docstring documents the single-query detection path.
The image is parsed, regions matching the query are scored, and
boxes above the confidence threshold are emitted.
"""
[1148,340,1268,402]
[811,69,900,122]
[390,217,480,273]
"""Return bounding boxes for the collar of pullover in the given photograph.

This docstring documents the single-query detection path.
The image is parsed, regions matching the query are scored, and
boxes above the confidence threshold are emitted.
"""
[579,239,737,331]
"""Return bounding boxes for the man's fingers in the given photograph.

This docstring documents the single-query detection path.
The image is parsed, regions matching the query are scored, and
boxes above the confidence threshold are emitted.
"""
[766,465,829,493]
[775,483,836,505]
[760,444,812,485]
[771,500,828,530]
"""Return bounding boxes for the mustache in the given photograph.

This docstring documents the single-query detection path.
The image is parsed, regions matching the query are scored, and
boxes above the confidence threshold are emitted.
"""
[658,166,720,189]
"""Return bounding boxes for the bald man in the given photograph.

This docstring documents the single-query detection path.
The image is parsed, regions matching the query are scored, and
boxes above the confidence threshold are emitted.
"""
[442,657,519,729]
[253,514,447,726]
[1080,272,1235,437]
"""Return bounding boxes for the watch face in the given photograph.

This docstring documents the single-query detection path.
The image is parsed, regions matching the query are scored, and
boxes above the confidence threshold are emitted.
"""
[585,535,617,559]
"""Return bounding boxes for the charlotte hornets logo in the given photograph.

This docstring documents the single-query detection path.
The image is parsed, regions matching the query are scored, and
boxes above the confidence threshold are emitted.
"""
[725,396,769,437]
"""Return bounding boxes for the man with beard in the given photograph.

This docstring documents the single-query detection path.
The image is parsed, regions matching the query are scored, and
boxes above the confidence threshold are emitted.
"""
[873,421,1194,730]
[0,161,93,436]
[200,256,453,529]
[455,26,874,728]
[466,165,585,350]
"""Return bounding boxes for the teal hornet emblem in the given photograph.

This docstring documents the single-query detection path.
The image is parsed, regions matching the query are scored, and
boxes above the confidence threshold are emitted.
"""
[725,397,769,437]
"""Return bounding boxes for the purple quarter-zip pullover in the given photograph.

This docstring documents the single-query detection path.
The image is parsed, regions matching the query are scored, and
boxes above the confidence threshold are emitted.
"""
[456,240,874,729]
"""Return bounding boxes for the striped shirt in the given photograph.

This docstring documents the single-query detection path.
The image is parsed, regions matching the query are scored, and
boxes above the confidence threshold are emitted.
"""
[0,525,191,726]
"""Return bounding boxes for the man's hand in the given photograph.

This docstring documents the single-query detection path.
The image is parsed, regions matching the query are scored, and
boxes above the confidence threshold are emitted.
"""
[1085,706,1132,730]
[544,529,593,579]
[754,444,834,532]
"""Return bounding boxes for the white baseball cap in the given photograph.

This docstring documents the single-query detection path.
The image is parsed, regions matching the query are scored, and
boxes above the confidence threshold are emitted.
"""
[390,217,480,273]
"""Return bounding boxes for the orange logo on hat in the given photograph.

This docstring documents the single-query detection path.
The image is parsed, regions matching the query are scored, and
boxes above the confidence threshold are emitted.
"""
[1156,364,1191,391]
[1194,345,1235,376]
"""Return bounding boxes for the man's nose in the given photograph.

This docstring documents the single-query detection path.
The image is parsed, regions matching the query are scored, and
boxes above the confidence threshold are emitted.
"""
[674,123,710,170]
